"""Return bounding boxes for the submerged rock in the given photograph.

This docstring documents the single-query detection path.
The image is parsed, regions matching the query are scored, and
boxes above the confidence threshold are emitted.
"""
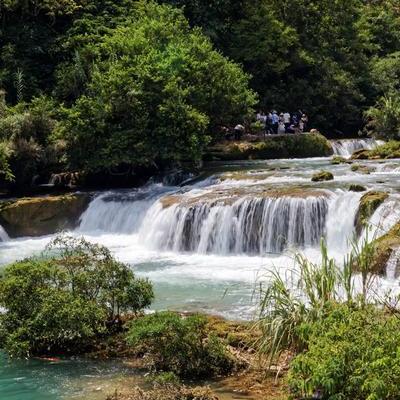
[355,191,389,234]
[311,171,334,182]
[349,184,367,192]
[331,156,348,165]
[0,193,91,237]
[351,163,375,174]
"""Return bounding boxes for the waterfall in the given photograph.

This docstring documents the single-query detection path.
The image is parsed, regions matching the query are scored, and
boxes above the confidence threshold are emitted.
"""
[361,197,400,241]
[331,139,382,157]
[139,195,329,255]
[326,191,363,254]
[78,184,172,234]
[386,248,400,280]
[0,224,9,242]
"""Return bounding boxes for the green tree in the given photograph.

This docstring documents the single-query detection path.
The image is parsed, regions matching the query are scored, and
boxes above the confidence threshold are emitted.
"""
[0,235,153,357]
[59,1,256,172]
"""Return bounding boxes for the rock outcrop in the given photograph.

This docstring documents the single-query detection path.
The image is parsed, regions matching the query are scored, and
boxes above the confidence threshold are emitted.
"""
[0,193,91,237]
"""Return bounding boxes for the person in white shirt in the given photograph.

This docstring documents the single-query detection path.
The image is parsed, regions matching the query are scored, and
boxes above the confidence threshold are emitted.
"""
[283,112,291,132]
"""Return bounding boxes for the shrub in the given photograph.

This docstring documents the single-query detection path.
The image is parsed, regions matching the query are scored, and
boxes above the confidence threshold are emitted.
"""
[127,312,234,378]
[288,304,400,400]
[0,235,153,357]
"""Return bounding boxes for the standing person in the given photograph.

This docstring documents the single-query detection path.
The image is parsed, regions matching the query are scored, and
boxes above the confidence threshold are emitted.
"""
[301,113,309,132]
[266,111,273,134]
[271,110,279,134]
[234,124,245,140]
[283,111,291,132]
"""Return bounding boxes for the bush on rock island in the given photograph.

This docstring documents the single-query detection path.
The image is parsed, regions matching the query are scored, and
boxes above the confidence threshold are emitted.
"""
[0,235,153,358]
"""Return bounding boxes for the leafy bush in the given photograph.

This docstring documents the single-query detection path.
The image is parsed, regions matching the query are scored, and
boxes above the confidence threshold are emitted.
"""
[0,235,153,357]
[365,95,400,140]
[255,238,377,364]
[288,304,400,400]
[127,312,234,378]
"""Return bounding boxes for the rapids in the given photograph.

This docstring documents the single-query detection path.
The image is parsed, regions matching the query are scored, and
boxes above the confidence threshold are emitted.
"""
[2,154,400,318]
[2,142,400,400]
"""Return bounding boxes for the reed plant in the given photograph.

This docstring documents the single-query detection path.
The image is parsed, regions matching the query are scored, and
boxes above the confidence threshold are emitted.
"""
[255,236,377,365]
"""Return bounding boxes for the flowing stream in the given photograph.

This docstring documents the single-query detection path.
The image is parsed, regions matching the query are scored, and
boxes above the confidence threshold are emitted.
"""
[330,138,383,157]
[1,139,400,399]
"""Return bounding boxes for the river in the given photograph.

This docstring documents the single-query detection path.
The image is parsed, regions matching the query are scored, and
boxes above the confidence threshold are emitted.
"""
[0,138,399,399]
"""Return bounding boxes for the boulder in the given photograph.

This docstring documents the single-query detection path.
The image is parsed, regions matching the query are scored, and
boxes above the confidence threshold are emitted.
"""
[311,171,334,182]
[0,193,91,238]
[369,223,400,275]
[349,184,367,192]
[331,156,348,165]
[355,191,389,234]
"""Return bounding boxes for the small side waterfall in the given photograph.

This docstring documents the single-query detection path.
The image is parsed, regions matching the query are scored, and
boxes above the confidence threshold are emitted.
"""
[331,139,382,157]
[78,185,172,234]
[0,225,9,242]
[139,195,330,255]
[361,197,400,241]
[386,248,400,280]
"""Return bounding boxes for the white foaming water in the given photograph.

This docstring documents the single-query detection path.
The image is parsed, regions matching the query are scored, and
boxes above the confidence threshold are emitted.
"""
[0,224,9,242]
[78,184,172,234]
[326,190,363,254]
[331,139,382,157]
[361,197,400,241]
[386,248,400,280]
[139,195,329,255]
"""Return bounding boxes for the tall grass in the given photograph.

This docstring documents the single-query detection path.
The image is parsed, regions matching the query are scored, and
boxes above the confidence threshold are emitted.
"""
[255,236,377,365]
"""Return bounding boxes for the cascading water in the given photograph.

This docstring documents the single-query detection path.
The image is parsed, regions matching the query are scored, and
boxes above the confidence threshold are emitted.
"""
[0,224,9,242]
[139,195,330,255]
[386,248,400,280]
[326,190,363,254]
[78,184,173,234]
[330,139,383,157]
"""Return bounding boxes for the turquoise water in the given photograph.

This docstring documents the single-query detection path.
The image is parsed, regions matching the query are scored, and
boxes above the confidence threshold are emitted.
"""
[0,352,140,400]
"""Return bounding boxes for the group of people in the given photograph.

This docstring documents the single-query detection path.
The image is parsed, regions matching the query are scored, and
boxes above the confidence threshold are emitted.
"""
[256,110,309,135]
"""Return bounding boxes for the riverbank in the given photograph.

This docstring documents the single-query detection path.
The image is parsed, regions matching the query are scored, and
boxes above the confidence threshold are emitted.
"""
[204,133,333,161]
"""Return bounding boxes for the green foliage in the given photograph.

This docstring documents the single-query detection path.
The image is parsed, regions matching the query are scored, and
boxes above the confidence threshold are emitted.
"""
[127,312,234,378]
[288,304,400,400]
[256,237,377,364]
[0,235,153,357]
[59,1,256,171]
[365,95,400,139]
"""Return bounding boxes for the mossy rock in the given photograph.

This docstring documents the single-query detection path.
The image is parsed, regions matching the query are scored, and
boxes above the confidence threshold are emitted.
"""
[351,149,370,160]
[311,171,334,182]
[351,163,375,174]
[351,141,400,160]
[0,193,91,238]
[355,191,389,234]
[349,184,367,192]
[370,223,400,275]
[204,133,333,161]
[331,156,348,165]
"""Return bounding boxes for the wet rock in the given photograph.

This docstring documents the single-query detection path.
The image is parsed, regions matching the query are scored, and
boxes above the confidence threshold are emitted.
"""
[349,184,367,192]
[0,193,91,238]
[355,191,389,234]
[331,156,348,165]
[351,149,370,160]
[369,223,400,275]
[351,163,375,174]
[311,171,334,182]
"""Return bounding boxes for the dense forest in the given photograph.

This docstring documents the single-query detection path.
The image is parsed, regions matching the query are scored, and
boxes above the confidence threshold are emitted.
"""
[1,0,400,189]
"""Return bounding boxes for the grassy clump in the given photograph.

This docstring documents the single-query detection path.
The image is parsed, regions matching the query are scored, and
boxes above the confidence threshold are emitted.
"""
[288,304,400,400]
[127,312,235,378]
